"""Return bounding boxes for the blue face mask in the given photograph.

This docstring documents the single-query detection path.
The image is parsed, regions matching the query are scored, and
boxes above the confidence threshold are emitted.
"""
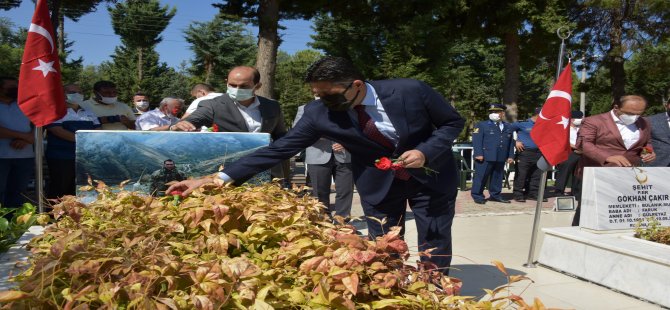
[227,86,255,101]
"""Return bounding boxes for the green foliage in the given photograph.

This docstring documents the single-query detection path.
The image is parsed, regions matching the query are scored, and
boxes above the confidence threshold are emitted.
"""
[626,39,670,113]
[0,183,541,308]
[275,49,322,126]
[0,203,47,253]
[635,217,670,245]
[183,14,256,89]
[109,0,175,49]
[103,45,188,105]
[0,17,24,77]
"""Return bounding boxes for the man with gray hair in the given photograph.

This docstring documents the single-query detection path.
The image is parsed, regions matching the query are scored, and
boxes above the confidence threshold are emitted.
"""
[135,97,184,131]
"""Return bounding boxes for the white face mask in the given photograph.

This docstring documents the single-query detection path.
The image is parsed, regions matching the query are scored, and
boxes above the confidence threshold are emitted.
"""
[66,93,84,103]
[572,119,582,126]
[227,86,255,101]
[135,100,149,110]
[618,113,639,125]
[97,93,117,104]
[489,112,501,122]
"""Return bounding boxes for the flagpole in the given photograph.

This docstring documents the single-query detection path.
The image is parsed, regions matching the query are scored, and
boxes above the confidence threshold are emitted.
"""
[35,128,45,213]
[523,27,572,268]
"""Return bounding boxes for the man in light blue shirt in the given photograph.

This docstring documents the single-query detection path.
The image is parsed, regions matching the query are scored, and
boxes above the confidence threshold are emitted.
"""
[0,77,35,209]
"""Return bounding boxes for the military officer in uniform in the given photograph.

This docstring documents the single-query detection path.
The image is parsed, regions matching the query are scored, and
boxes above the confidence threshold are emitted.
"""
[471,104,515,204]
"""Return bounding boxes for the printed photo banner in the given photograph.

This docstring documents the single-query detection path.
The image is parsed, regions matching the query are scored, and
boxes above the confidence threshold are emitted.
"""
[75,130,271,198]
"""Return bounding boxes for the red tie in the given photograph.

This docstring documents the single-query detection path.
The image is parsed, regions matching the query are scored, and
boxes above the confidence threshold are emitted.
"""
[354,105,411,180]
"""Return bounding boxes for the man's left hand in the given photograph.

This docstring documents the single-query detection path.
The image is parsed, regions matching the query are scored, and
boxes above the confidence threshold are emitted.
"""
[506,158,514,164]
[642,151,656,163]
[398,150,426,168]
[332,143,345,153]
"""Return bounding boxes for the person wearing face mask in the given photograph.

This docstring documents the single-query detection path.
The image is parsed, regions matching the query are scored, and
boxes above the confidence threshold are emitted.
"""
[44,84,101,199]
[79,80,136,130]
[470,104,515,204]
[132,92,151,115]
[571,95,656,226]
[553,111,584,196]
[0,76,35,210]
[167,56,465,274]
[135,97,184,131]
[172,66,290,182]
[646,99,670,167]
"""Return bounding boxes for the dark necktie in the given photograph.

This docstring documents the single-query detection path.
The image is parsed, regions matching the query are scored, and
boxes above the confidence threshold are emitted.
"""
[354,105,410,180]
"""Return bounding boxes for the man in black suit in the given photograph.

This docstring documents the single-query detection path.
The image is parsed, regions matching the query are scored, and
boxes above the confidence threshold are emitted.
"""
[171,66,289,181]
[169,57,465,273]
[647,100,670,167]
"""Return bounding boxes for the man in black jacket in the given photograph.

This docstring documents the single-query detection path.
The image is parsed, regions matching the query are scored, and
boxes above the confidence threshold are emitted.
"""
[171,66,289,181]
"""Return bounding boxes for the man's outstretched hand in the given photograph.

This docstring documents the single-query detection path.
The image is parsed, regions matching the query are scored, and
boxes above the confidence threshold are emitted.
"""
[166,177,215,197]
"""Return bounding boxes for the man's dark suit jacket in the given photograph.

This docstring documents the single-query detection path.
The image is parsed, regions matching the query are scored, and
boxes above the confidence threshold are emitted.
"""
[185,94,289,178]
[185,94,286,141]
[223,79,465,205]
[647,112,670,167]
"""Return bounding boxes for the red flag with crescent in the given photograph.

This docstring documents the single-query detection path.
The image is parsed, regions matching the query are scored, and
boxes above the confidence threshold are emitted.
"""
[17,0,67,127]
[530,63,573,166]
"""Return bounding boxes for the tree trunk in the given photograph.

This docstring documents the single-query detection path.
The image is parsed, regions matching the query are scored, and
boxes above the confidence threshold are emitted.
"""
[137,47,143,82]
[503,31,520,120]
[255,0,279,99]
[58,12,64,55]
[608,7,626,101]
[204,56,213,84]
[50,0,61,51]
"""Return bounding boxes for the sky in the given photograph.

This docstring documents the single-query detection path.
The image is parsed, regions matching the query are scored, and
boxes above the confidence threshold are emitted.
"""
[0,0,316,68]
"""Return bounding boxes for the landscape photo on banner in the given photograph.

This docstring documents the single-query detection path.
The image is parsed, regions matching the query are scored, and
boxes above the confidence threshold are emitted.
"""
[75,131,271,198]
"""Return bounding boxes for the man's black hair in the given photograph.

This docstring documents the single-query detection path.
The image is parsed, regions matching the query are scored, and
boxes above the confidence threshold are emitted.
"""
[164,159,174,164]
[304,56,365,84]
[93,80,116,92]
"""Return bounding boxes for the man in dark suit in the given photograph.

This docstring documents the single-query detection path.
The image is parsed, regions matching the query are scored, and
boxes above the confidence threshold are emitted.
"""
[470,103,514,204]
[572,95,656,225]
[293,104,354,220]
[169,56,465,273]
[171,66,289,181]
[647,100,670,167]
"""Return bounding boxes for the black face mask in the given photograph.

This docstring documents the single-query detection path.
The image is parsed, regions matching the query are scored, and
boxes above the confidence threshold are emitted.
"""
[3,87,18,101]
[320,82,360,111]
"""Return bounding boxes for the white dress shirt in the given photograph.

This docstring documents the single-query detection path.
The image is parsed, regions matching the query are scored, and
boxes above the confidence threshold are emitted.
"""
[348,82,399,145]
[569,125,579,146]
[135,108,179,130]
[235,97,262,133]
[185,92,223,114]
[610,110,640,149]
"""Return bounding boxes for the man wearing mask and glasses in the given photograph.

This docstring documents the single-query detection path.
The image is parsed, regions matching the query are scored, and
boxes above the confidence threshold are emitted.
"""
[79,80,136,130]
[168,56,465,274]
[470,104,515,205]
[171,66,290,182]
[571,95,656,226]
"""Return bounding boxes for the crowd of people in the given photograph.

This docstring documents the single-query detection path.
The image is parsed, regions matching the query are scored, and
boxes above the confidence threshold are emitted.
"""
[2,56,670,274]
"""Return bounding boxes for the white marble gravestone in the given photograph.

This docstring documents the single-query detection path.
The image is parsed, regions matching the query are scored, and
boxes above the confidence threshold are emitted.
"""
[580,167,670,231]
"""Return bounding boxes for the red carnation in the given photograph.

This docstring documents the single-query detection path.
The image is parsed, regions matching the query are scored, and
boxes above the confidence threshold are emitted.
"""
[391,162,404,170]
[642,146,653,155]
[375,157,393,170]
[170,190,183,196]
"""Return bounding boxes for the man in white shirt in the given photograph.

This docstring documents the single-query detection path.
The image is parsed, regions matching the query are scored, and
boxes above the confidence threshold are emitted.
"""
[79,81,136,130]
[553,110,583,195]
[182,83,222,119]
[171,66,289,181]
[136,97,184,131]
[572,95,656,225]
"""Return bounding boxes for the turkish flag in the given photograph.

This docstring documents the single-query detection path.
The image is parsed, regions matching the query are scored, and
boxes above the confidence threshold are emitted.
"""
[17,0,67,127]
[530,63,573,166]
